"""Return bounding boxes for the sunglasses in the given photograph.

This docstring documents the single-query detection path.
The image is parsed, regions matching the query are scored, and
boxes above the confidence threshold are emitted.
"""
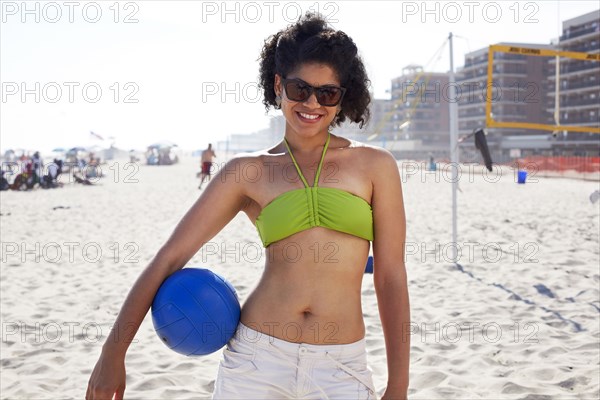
[281,77,346,107]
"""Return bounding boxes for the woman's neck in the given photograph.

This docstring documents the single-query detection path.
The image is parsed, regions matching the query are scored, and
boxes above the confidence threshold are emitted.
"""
[283,130,330,155]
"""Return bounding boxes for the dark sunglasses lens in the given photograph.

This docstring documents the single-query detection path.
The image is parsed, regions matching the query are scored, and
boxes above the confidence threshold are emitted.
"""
[316,87,343,106]
[285,81,310,102]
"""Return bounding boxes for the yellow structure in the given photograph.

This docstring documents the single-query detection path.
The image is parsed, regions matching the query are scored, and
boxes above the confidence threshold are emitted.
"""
[486,44,600,134]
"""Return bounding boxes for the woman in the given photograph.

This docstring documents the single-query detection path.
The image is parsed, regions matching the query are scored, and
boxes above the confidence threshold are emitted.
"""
[87,12,409,400]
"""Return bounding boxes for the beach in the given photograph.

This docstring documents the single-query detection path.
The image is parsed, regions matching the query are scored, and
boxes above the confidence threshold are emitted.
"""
[1,155,598,399]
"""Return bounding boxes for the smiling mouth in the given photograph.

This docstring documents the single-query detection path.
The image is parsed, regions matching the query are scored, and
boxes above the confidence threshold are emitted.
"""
[297,112,323,122]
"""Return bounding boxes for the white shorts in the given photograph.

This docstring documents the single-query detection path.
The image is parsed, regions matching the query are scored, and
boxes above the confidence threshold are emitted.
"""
[212,322,377,400]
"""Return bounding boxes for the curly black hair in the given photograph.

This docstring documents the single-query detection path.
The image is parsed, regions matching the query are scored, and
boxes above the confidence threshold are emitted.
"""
[258,12,371,128]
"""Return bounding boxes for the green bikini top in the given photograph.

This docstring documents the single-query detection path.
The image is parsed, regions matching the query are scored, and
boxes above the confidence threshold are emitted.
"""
[255,133,374,247]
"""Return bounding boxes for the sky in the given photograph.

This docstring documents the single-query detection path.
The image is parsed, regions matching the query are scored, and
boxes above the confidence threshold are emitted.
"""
[1,0,599,153]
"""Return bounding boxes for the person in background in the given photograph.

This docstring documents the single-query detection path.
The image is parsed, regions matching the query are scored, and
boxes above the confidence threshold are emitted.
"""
[0,170,9,191]
[32,151,42,176]
[42,159,63,188]
[198,143,217,189]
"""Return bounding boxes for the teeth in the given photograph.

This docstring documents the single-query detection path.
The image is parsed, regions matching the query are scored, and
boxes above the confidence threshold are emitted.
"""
[299,112,319,120]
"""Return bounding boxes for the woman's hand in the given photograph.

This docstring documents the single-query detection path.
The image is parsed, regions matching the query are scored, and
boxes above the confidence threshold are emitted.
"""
[86,353,126,400]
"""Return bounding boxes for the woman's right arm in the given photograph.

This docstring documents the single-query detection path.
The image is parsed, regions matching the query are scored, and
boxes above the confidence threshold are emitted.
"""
[86,157,252,400]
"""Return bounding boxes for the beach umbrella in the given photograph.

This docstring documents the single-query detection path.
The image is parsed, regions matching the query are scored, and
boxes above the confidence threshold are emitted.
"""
[148,141,178,149]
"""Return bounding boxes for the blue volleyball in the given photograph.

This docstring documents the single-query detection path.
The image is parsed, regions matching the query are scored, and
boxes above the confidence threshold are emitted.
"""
[151,268,240,356]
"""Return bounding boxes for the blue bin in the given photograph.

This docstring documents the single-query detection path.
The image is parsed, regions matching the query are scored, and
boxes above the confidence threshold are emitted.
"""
[364,256,374,274]
[517,170,527,184]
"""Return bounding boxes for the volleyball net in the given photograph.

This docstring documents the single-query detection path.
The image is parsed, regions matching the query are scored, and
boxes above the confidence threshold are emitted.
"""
[485,44,600,134]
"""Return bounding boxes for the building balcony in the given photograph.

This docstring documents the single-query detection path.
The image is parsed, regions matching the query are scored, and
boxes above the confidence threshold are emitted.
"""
[456,96,548,107]
[459,115,486,122]
[457,77,488,86]
[490,98,546,105]
[458,66,513,78]
[463,57,528,70]
[546,102,600,112]
[547,63,600,79]
[561,98,600,107]
[495,71,529,78]
[547,69,600,80]
[546,74,600,91]
[494,58,528,64]
[546,81,600,94]
[458,110,527,122]
[389,101,440,109]
[458,99,486,107]
[548,119,600,126]
[574,120,600,126]
[459,120,486,128]
[459,109,486,117]
[548,50,600,67]
[490,114,530,121]
[559,26,600,43]
[560,43,600,53]
[495,53,534,61]
[462,58,489,69]
[456,70,529,86]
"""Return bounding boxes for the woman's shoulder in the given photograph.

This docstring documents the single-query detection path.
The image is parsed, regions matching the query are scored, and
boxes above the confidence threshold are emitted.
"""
[226,136,397,168]
[218,148,287,180]
[227,144,286,164]
[334,135,398,166]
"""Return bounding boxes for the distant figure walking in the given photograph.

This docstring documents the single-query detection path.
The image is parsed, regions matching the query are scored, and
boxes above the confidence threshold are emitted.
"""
[198,143,216,189]
[0,170,9,191]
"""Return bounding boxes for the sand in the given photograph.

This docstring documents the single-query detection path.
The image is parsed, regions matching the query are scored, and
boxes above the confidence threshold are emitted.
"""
[1,155,598,399]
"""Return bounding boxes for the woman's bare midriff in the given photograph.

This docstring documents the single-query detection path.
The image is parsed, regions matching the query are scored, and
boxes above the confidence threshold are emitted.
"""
[240,227,370,345]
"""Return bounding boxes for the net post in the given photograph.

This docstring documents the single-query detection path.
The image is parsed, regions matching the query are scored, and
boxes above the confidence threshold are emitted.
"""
[449,32,459,265]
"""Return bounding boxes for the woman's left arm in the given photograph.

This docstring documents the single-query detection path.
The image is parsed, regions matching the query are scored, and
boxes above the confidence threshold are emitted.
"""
[371,149,410,399]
